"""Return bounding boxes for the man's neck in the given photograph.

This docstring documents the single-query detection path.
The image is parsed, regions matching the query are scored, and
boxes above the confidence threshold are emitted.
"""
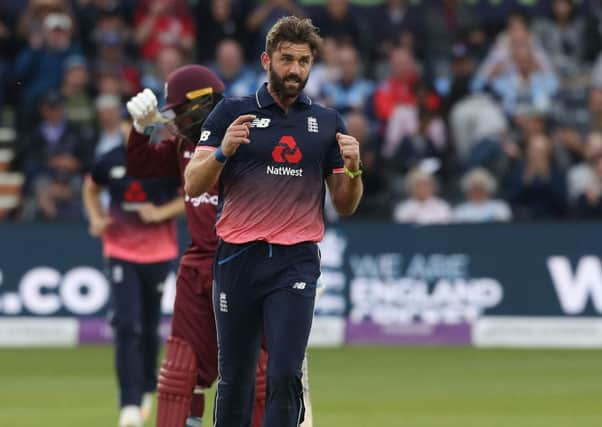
[267,83,297,113]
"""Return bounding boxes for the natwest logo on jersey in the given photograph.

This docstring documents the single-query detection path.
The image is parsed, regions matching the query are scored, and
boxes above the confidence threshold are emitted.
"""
[268,135,303,177]
[272,135,302,164]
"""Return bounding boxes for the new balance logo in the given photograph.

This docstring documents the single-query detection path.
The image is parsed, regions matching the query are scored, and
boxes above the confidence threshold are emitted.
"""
[219,292,228,312]
[307,117,318,133]
[292,282,307,290]
[251,118,271,128]
[199,130,211,142]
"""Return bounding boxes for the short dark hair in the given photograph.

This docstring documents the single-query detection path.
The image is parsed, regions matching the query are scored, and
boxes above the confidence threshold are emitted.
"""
[265,16,322,57]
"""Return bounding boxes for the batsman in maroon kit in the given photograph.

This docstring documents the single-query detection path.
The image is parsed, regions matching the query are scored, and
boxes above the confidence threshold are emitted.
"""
[125,65,267,427]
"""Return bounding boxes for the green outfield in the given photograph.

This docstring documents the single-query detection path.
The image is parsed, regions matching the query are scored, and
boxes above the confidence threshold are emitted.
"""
[0,345,600,427]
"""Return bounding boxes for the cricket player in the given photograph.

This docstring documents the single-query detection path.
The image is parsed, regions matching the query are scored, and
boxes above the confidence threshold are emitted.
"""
[125,65,268,427]
[184,16,363,427]
[82,125,183,427]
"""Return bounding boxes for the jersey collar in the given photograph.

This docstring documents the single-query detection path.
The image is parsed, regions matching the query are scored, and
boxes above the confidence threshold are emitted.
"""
[255,82,312,109]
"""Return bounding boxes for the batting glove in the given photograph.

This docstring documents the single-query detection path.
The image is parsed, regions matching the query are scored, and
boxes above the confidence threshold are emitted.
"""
[126,89,167,134]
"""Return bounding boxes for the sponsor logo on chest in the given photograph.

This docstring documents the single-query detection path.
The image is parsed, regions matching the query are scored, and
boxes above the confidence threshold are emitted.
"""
[250,117,271,128]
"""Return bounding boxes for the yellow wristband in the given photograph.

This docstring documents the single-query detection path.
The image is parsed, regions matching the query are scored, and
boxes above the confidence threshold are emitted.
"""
[344,166,363,179]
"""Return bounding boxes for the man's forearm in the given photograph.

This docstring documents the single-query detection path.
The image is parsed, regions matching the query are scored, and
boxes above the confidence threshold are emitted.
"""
[82,178,105,221]
[184,151,224,196]
[330,175,363,216]
[157,196,185,221]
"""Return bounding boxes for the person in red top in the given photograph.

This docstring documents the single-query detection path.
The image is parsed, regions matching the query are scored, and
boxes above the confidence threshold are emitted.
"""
[82,138,183,427]
[125,65,267,427]
[133,0,195,61]
[373,46,420,121]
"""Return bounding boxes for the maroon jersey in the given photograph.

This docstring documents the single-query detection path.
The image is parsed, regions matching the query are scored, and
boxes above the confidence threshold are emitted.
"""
[126,130,218,266]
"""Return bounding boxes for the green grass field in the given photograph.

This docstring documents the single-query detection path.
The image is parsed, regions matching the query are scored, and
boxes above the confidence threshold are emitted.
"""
[0,345,600,427]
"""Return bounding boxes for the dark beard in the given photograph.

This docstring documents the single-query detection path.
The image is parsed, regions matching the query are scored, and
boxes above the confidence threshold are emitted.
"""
[269,63,308,101]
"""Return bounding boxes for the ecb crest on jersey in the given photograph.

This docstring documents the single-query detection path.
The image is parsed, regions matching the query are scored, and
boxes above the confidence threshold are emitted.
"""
[307,117,318,133]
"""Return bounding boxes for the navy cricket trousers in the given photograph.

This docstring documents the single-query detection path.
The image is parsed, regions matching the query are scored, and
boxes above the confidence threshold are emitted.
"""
[212,241,320,427]
[107,258,170,407]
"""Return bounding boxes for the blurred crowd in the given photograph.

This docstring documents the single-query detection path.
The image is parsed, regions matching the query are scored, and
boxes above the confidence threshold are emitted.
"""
[4,0,602,224]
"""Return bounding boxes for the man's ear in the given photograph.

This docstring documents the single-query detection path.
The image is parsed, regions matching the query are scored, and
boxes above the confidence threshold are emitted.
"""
[260,52,270,72]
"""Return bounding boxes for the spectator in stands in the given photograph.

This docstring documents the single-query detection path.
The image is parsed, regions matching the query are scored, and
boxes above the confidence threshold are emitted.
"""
[449,89,509,171]
[574,148,602,218]
[0,12,17,113]
[134,0,194,61]
[213,39,258,97]
[472,11,552,92]
[91,6,131,55]
[375,48,424,150]
[440,43,476,115]
[376,48,443,162]
[583,0,602,62]
[347,111,389,218]
[61,55,94,128]
[73,0,133,57]
[533,0,585,79]
[27,159,85,221]
[304,36,340,99]
[195,0,248,63]
[95,66,128,99]
[586,87,602,133]
[371,0,419,63]
[549,86,599,166]
[94,10,140,98]
[373,46,420,121]
[567,132,602,203]
[15,90,93,185]
[453,168,512,222]
[245,0,305,57]
[14,12,81,126]
[15,90,93,221]
[320,44,374,115]
[419,0,478,78]
[504,133,567,220]
[140,46,184,109]
[311,0,364,53]
[490,42,558,118]
[393,168,451,224]
[388,106,447,177]
[16,0,73,43]
[94,94,126,158]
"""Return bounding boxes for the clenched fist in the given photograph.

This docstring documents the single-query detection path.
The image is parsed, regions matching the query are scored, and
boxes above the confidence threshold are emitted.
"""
[336,132,361,171]
[126,89,168,133]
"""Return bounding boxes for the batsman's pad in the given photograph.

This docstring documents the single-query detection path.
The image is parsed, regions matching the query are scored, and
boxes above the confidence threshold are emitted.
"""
[157,336,197,427]
[251,348,268,427]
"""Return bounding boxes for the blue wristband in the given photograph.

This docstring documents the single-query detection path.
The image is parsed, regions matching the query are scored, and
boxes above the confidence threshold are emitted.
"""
[214,146,228,163]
